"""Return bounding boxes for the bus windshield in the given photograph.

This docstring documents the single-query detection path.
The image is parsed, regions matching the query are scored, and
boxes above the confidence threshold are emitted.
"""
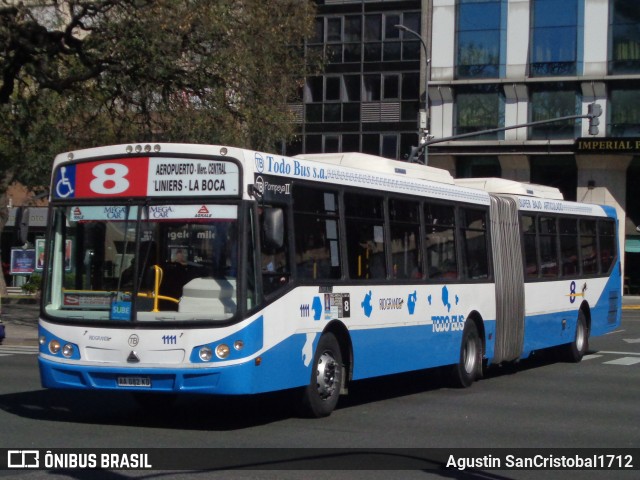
[43,203,239,323]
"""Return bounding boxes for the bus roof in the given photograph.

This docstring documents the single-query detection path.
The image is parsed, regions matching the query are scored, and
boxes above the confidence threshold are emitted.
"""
[294,152,455,185]
[454,177,564,200]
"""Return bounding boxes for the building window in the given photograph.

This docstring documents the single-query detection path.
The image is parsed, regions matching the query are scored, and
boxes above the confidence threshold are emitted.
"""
[456,156,501,178]
[399,12,421,60]
[528,83,580,140]
[530,155,577,201]
[324,135,340,153]
[610,0,640,74]
[327,17,342,43]
[364,14,382,62]
[363,11,420,63]
[456,0,503,79]
[383,75,400,100]
[306,135,322,153]
[344,15,362,62]
[530,0,578,76]
[363,75,381,101]
[325,76,341,102]
[381,135,398,159]
[610,86,640,136]
[455,84,504,138]
[297,8,421,158]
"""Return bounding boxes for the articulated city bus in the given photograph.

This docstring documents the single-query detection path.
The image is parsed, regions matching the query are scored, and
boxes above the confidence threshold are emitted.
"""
[38,143,621,417]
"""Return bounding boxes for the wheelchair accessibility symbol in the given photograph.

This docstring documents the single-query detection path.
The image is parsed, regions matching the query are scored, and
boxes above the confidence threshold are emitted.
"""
[55,166,75,198]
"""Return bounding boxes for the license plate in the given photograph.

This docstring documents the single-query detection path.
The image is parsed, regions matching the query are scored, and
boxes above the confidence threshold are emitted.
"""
[117,376,151,387]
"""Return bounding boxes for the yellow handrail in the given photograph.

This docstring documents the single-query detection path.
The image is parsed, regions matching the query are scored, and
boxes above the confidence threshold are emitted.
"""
[137,265,179,311]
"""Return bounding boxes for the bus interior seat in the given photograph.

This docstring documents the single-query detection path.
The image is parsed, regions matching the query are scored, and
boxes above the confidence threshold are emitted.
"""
[179,277,237,317]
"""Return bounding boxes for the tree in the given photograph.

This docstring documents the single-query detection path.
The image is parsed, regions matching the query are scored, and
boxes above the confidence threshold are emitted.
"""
[0,0,319,294]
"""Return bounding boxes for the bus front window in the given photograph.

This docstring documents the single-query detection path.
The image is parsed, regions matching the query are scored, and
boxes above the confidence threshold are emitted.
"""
[44,204,239,322]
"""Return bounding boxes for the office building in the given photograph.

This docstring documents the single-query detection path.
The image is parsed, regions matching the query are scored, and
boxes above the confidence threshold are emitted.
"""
[290,0,640,290]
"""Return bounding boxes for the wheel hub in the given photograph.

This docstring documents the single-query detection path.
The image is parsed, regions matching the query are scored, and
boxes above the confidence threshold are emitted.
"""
[316,351,338,400]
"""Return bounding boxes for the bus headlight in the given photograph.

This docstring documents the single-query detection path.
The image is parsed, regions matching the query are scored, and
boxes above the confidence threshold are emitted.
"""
[199,346,213,362]
[39,335,46,346]
[62,343,75,358]
[49,340,61,354]
[234,340,244,351]
[215,344,230,359]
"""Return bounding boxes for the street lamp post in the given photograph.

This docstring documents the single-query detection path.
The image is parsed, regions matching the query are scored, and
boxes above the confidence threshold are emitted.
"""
[395,24,430,164]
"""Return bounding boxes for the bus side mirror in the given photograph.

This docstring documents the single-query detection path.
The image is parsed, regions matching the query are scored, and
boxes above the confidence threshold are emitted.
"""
[262,208,284,249]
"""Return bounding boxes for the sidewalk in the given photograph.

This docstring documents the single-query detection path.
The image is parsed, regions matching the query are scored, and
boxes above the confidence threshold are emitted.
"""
[2,295,640,347]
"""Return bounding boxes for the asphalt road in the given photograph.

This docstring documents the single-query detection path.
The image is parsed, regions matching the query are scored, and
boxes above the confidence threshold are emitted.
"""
[0,302,638,479]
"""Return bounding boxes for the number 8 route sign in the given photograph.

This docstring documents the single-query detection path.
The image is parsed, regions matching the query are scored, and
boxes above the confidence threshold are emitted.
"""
[53,157,239,199]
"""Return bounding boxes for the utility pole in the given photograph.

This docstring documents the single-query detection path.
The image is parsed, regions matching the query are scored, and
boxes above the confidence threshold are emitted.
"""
[395,24,431,164]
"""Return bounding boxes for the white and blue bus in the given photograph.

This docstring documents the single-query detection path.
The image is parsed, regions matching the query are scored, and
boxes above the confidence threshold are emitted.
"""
[39,143,621,417]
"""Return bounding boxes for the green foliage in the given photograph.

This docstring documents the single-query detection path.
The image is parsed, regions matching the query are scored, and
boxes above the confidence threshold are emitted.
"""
[21,274,42,294]
[0,0,321,191]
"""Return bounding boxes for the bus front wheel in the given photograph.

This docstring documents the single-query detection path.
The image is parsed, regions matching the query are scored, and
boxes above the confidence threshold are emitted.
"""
[298,332,343,418]
[450,320,482,388]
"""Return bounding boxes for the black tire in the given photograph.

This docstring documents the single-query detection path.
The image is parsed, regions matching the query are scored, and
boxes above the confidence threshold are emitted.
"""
[298,332,343,418]
[450,321,482,388]
[562,310,589,363]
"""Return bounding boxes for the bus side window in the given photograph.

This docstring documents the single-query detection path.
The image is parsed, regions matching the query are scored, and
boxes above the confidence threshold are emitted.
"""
[559,218,578,276]
[522,215,538,278]
[389,199,422,279]
[424,203,457,279]
[598,219,616,273]
[580,219,597,274]
[539,216,558,277]
[345,193,386,280]
[292,187,341,280]
[460,207,489,280]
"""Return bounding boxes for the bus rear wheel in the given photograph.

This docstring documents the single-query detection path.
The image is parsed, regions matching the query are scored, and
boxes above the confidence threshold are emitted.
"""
[562,310,589,363]
[298,332,343,418]
[450,321,482,388]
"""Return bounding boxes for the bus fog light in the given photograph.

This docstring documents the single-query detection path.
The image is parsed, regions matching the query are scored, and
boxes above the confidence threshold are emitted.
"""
[62,344,74,358]
[199,346,213,362]
[216,344,230,359]
[49,340,61,354]
[234,340,244,351]
[39,336,46,346]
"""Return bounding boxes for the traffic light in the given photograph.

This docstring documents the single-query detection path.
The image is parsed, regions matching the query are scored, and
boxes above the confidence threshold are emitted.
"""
[587,103,602,136]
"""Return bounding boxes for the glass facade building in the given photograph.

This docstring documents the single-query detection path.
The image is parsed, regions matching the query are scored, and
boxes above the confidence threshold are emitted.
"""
[290,0,640,290]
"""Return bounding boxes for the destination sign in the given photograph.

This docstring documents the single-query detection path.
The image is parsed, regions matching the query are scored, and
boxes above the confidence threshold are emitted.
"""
[53,157,239,199]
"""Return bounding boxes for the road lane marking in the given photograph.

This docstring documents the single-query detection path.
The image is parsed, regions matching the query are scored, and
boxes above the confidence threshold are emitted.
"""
[603,357,640,366]
[582,354,603,360]
[0,346,38,355]
[598,350,640,356]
